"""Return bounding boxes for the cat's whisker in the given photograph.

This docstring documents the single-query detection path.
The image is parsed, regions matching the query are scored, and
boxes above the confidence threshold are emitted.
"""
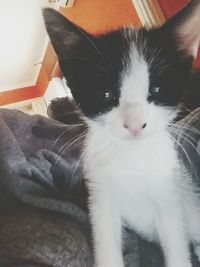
[72,150,85,181]
[175,122,200,136]
[150,49,178,74]
[178,131,197,146]
[51,124,85,149]
[168,122,200,140]
[148,32,176,71]
[178,104,193,113]
[170,135,194,169]
[169,128,199,156]
[58,131,86,155]
[52,132,87,172]
[53,137,85,172]
[170,129,196,149]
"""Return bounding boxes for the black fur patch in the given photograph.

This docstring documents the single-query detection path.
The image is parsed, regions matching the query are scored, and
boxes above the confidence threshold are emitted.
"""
[58,30,130,117]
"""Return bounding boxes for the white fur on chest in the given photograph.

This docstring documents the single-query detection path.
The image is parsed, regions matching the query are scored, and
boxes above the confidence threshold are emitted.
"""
[85,128,180,239]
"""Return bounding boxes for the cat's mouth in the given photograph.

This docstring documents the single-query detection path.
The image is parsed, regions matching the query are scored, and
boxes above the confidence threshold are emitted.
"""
[110,128,147,142]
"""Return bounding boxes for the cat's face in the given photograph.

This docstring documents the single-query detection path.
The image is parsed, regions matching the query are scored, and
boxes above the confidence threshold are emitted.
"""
[43,1,200,140]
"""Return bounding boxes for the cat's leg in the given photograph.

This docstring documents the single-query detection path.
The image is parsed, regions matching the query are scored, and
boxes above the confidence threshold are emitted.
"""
[183,198,200,261]
[189,217,200,261]
[156,205,191,267]
[89,196,124,267]
[194,243,200,261]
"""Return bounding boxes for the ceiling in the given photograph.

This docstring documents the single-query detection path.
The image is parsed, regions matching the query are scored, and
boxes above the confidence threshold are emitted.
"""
[0,0,56,92]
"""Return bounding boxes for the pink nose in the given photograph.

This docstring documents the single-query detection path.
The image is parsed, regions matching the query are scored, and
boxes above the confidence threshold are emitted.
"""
[124,122,147,136]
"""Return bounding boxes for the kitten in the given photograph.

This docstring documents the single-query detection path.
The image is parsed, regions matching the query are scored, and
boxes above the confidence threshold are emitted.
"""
[43,1,200,266]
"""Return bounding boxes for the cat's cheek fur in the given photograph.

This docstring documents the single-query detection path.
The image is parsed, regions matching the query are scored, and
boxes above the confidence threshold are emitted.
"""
[85,102,175,141]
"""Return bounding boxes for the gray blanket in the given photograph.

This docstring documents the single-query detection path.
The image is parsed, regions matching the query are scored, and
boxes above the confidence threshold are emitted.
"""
[0,107,200,267]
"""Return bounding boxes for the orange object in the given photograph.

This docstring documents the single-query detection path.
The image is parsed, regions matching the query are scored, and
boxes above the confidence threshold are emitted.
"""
[0,86,41,106]
[35,66,49,96]
[60,0,141,35]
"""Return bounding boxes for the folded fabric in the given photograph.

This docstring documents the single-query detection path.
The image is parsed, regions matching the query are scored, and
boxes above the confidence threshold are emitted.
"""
[0,107,200,267]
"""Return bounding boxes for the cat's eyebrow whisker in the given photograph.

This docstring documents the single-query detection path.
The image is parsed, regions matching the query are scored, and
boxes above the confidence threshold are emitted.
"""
[149,48,178,75]
[148,51,172,75]
[147,44,163,69]
[150,56,172,74]
[147,32,173,70]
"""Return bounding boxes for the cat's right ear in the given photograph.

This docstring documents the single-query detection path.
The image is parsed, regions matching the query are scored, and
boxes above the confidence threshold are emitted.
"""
[160,0,200,59]
[43,8,92,59]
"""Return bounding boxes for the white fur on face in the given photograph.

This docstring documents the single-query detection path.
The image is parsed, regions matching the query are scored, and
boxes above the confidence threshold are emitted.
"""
[89,45,175,140]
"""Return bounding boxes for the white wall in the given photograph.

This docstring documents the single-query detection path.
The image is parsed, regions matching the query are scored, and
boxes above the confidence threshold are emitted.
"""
[0,0,56,92]
[44,77,71,106]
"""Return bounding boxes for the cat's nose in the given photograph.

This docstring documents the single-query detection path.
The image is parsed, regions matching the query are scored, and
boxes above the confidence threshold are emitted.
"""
[122,102,147,136]
[123,122,147,136]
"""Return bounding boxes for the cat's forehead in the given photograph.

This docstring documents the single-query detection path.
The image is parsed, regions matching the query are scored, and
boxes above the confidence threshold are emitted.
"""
[118,27,172,71]
[102,27,158,78]
[121,45,149,102]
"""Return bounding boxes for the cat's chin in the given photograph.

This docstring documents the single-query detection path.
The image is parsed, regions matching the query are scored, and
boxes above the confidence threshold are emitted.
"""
[112,131,147,142]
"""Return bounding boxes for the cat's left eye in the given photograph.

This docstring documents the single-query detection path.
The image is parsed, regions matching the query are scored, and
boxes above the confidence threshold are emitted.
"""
[104,89,115,102]
[149,86,160,97]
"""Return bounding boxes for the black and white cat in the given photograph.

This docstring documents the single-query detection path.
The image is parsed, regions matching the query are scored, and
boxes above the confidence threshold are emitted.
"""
[43,1,200,266]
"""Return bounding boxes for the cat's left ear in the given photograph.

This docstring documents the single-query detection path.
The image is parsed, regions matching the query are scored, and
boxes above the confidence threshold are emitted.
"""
[43,8,95,59]
[162,0,200,58]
